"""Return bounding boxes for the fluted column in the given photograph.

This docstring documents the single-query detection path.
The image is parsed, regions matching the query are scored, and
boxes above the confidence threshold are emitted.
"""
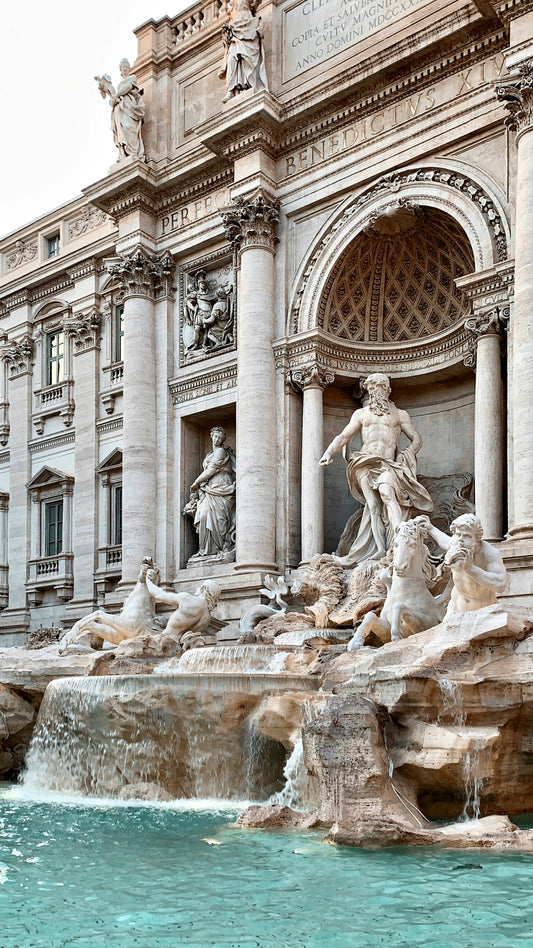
[292,363,334,561]
[498,62,533,538]
[107,249,173,584]
[465,311,507,540]
[222,191,280,570]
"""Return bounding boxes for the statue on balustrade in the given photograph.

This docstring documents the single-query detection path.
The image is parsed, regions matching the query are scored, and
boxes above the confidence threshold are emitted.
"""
[95,59,145,161]
[218,0,268,104]
[184,427,236,563]
[423,513,507,617]
[183,271,234,356]
[319,373,434,567]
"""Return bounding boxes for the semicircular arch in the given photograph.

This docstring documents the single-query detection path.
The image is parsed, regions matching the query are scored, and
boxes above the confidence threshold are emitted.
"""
[290,161,511,337]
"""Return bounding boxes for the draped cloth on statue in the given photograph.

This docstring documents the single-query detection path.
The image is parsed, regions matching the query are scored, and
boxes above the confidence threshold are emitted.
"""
[194,449,236,555]
[336,446,434,567]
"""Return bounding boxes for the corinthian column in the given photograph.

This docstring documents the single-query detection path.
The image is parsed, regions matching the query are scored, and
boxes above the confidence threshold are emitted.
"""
[498,62,533,538]
[222,190,280,570]
[292,363,334,561]
[107,249,173,584]
[465,310,507,540]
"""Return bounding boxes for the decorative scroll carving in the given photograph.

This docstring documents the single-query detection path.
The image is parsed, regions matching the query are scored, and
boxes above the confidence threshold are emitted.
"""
[222,190,280,253]
[496,60,533,135]
[182,266,235,360]
[68,206,109,239]
[64,309,101,352]
[107,249,174,299]
[6,240,38,271]
[2,336,34,376]
[291,363,335,390]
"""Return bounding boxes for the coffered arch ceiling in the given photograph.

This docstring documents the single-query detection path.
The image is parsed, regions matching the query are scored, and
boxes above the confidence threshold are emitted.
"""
[318,205,475,345]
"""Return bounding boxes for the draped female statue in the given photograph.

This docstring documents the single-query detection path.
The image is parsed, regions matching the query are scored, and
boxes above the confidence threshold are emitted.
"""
[184,427,236,562]
[95,59,145,160]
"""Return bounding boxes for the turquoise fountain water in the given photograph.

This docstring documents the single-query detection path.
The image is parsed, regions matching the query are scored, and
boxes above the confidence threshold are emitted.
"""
[1,785,533,947]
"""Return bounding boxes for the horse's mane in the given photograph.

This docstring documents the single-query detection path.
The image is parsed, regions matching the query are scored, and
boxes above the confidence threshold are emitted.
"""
[394,519,438,585]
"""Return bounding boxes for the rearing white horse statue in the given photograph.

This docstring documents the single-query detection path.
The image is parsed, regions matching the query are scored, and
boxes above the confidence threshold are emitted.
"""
[347,517,450,651]
[59,558,162,652]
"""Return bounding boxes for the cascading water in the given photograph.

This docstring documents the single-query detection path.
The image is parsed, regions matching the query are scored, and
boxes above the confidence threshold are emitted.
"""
[438,678,484,821]
[22,672,319,802]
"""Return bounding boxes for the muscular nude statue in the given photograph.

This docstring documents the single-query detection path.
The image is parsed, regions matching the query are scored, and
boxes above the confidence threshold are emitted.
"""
[423,513,507,617]
[319,373,433,566]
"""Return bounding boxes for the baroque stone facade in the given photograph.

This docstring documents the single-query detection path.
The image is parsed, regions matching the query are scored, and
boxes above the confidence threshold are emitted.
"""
[0,0,531,640]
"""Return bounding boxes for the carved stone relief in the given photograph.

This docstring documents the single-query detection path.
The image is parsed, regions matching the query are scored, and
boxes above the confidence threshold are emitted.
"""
[68,206,109,240]
[179,258,235,365]
[6,240,38,271]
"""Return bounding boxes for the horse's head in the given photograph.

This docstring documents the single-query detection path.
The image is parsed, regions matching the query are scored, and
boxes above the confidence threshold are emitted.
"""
[392,517,428,577]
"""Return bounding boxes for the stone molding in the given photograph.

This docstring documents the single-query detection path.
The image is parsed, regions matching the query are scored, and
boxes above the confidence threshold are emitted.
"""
[222,190,280,253]
[106,249,174,300]
[29,431,75,454]
[64,309,101,353]
[496,60,533,137]
[96,416,123,433]
[274,328,473,379]
[169,363,237,405]
[2,336,34,377]
[290,363,335,391]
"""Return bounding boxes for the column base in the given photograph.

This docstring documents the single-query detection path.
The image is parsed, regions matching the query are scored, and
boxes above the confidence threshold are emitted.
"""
[499,534,533,609]
[507,523,533,541]
[234,562,279,573]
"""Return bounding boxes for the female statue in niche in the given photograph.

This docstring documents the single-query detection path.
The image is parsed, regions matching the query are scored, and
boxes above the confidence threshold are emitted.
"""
[95,59,145,161]
[184,427,236,561]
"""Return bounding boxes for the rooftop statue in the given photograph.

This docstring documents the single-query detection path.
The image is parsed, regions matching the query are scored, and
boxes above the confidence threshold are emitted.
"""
[424,513,507,617]
[184,427,236,562]
[218,0,268,104]
[95,59,145,161]
[319,373,434,567]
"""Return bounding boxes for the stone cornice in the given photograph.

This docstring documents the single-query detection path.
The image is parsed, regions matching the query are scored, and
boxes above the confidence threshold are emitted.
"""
[169,362,237,404]
[29,431,76,454]
[274,325,473,378]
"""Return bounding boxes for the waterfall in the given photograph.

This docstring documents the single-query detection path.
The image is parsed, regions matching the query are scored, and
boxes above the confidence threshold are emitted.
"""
[22,673,318,802]
[167,645,292,676]
[438,678,483,821]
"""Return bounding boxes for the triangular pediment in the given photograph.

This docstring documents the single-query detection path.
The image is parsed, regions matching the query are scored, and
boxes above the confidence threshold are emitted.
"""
[97,449,123,474]
[27,465,74,491]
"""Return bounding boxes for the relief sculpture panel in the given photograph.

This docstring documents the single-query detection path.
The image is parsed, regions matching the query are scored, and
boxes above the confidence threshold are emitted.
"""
[179,259,236,365]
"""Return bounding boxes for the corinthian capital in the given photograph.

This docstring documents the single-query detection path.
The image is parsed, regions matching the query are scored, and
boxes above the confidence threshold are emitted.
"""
[64,309,101,352]
[222,190,280,253]
[496,60,533,136]
[107,249,174,299]
[2,335,34,376]
[291,363,335,391]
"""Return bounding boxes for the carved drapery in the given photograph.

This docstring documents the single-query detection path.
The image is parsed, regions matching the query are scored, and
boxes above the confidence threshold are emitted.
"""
[107,249,174,299]
[222,190,280,253]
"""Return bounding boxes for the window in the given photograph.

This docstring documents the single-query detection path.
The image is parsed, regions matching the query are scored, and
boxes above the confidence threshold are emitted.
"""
[47,234,60,258]
[44,499,63,556]
[113,303,124,363]
[111,483,122,546]
[46,330,64,385]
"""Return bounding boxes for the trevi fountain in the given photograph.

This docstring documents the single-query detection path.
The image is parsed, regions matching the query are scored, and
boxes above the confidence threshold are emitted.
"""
[3,0,533,943]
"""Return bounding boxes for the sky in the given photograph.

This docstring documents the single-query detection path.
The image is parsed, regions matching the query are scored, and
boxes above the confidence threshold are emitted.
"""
[1,0,189,240]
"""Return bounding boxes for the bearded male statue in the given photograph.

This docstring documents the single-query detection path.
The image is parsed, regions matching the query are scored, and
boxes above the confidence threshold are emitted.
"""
[319,372,433,566]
